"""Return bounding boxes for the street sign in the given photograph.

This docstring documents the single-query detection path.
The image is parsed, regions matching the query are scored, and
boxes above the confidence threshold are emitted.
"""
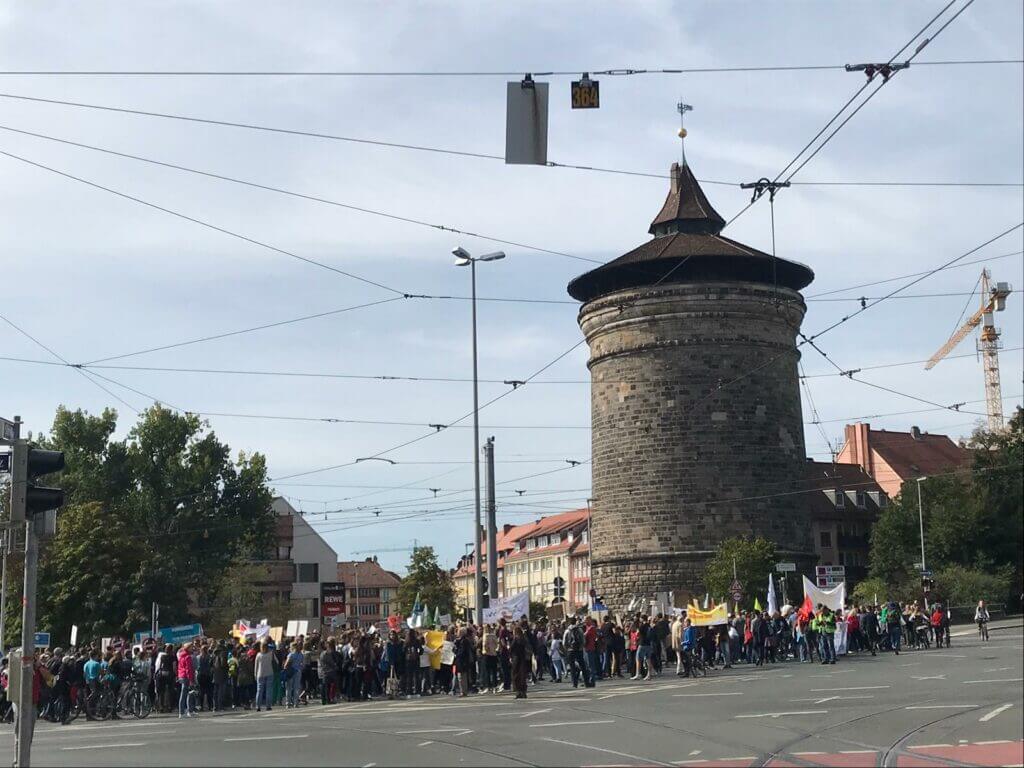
[731,590,743,603]
[816,575,844,587]
[815,565,846,576]
[0,418,16,444]
[0,452,9,472]
[34,632,50,648]
[142,636,157,652]
[571,76,600,109]
[920,569,932,577]
[553,576,565,587]
[775,562,797,572]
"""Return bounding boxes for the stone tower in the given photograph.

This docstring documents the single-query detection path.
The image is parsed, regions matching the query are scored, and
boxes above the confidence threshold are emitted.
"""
[567,159,816,611]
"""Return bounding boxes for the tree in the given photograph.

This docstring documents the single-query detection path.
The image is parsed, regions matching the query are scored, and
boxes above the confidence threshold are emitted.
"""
[866,408,1023,609]
[704,536,777,608]
[396,546,455,616]
[34,405,275,644]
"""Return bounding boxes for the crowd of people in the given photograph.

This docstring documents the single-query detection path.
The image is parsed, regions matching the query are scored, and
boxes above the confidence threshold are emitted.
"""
[0,598,991,725]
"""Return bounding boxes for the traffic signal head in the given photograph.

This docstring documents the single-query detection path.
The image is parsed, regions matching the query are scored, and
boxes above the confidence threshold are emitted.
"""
[25,447,65,516]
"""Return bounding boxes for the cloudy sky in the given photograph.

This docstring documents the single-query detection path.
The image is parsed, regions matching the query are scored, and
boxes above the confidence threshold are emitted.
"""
[1,1,1021,574]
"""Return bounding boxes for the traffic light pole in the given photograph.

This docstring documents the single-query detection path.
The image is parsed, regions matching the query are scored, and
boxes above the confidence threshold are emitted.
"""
[0,416,19,653]
[17,512,38,768]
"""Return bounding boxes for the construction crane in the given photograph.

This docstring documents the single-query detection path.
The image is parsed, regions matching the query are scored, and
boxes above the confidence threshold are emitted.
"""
[351,542,418,556]
[925,269,1012,430]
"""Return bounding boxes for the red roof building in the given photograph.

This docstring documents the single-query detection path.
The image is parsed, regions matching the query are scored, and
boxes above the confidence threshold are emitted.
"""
[837,423,970,498]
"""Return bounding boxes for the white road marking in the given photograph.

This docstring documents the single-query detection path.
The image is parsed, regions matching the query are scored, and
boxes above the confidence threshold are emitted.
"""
[62,743,147,751]
[899,663,922,667]
[672,692,744,697]
[793,752,825,756]
[906,705,977,710]
[977,740,1011,744]
[736,710,827,719]
[543,737,672,767]
[810,686,885,692]
[911,744,953,749]
[965,678,1024,684]
[362,763,376,768]
[689,750,702,756]
[417,741,433,746]
[530,720,616,728]
[840,750,877,754]
[912,675,948,681]
[792,695,873,704]
[519,708,552,718]
[983,667,1013,673]
[395,727,470,734]
[979,703,1014,722]
[224,735,309,742]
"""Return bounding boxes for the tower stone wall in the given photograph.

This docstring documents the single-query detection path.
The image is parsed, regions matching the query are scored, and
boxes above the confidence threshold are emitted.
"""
[580,281,816,610]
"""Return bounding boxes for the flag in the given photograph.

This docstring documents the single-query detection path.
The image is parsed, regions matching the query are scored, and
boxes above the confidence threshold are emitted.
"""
[703,593,710,610]
[753,597,762,612]
[797,594,814,622]
[433,605,441,628]
[767,573,778,616]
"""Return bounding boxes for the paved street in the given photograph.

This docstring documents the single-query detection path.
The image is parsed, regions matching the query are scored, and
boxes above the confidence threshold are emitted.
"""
[4,622,1021,767]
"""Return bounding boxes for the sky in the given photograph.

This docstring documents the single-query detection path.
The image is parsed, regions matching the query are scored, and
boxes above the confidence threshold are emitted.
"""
[0,1,1021,576]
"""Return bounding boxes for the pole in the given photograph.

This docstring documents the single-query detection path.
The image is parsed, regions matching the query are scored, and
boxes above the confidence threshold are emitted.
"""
[354,564,360,629]
[916,478,927,609]
[470,259,483,627]
[485,436,497,601]
[17,517,37,768]
[586,498,593,609]
[1,416,20,654]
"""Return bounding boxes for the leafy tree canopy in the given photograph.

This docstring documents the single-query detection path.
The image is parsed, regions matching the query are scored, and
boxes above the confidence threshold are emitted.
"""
[21,405,274,646]
[704,536,777,607]
[396,546,455,617]
[867,408,1023,607]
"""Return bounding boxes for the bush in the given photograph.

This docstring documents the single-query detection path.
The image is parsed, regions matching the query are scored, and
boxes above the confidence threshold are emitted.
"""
[851,575,917,606]
[933,564,1013,607]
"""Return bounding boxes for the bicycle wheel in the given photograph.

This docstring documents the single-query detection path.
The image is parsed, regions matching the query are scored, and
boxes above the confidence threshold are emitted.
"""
[89,691,113,721]
[132,689,153,719]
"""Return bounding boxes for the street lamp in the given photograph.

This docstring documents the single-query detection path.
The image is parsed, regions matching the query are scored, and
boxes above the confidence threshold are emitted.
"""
[453,246,506,625]
[915,476,928,609]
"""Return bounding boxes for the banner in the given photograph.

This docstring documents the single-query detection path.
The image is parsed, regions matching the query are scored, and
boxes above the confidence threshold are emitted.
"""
[482,590,529,624]
[685,603,729,627]
[835,621,848,655]
[438,614,452,627]
[767,573,778,616]
[320,582,347,619]
[425,630,445,671]
[802,575,846,612]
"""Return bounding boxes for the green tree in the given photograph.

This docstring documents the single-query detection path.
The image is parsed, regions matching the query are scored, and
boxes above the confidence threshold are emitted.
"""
[866,408,1023,608]
[704,536,777,608]
[396,546,455,616]
[33,405,275,644]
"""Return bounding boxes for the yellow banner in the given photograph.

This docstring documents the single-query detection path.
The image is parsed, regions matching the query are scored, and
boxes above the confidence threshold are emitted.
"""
[686,603,729,627]
[425,630,445,671]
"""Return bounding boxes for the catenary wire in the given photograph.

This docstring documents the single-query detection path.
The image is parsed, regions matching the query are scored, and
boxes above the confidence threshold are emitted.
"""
[0,148,407,295]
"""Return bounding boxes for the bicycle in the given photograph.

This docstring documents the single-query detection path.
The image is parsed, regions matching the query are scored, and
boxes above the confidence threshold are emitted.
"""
[85,682,116,721]
[978,620,989,641]
[681,648,707,678]
[118,675,153,719]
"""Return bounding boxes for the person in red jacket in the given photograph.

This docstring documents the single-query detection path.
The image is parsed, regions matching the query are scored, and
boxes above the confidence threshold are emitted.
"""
[176,642,196,718]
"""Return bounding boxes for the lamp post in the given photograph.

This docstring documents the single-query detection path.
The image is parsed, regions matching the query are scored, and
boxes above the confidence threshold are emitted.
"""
[453,246,506,626]
[915,476,928,609]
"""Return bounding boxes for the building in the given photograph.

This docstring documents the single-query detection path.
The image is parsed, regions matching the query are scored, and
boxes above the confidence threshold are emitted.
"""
[805,460,889,588]
[272,497,339,626]
[336,557,402,628]
[453,511,592,615]
[837,423,970,498]
[566,150,817,610]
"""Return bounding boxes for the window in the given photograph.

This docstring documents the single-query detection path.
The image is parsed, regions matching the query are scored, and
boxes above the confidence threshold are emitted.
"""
[359,604,379,616]
[541,558,552,570]
[532,560,540,572]
[582,528,589,544]
[556,557,562,568]
[839,552,846,566]
[820,531,832,548]
[305,598,319,618]
[856,491,867,509]
[277,545,291,560]
[358,587,379,598]
[526,538,536,550]
[297,563,319,583]
[834,491,845,509]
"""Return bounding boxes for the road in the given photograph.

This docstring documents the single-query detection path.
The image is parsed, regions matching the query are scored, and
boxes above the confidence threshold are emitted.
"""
[4,622,1022,767]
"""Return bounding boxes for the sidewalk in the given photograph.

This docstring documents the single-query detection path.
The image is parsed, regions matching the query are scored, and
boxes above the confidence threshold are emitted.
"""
[950,616,1022,637]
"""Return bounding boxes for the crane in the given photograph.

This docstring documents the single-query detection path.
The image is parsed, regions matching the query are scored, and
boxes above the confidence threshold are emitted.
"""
[351,542,418,555]
[925,269,1012,430]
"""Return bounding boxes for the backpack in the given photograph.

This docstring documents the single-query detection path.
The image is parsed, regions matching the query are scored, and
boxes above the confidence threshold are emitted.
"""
[567,627,584,652]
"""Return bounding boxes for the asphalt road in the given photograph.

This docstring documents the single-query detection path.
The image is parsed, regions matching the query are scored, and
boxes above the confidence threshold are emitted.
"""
[4,622,1022,767]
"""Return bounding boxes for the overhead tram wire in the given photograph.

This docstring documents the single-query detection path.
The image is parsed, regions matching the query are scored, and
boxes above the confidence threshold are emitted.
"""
[0,124,601,266]
[1,99,1020,191]
[3,344,1019,390]
[724,0,972,229]
[0,59,1017,76]
[0,148,407,295]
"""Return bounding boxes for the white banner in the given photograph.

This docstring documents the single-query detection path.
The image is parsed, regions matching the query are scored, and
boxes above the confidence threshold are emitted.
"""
[802,575,846,612]
[835,621,848,655]
[482,590,529,624]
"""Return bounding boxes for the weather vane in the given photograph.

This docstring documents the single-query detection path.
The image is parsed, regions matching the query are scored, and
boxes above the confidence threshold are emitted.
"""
[677,101,693,166]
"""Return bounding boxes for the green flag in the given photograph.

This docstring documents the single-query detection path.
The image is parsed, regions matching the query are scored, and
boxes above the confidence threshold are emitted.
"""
[753,597,763,612]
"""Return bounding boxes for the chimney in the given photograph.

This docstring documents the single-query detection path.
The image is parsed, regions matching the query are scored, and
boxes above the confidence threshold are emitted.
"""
[503,523,513,534]
[910,426,922,441]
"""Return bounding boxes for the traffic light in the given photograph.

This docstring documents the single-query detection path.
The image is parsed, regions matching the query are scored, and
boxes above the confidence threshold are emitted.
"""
[10,442,65,523]
[480,577,489,609]
[553,576,566,601]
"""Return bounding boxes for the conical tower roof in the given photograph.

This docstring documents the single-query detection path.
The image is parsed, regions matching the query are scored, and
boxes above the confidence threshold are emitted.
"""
[567,161,813,303]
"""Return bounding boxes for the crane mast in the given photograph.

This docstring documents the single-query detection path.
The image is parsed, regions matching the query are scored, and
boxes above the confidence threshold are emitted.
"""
[925,269,1012,431]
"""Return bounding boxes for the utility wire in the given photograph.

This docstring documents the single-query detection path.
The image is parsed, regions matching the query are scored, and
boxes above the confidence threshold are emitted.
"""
[0,123,600,265]
[1,97,1020,190]
[0,148,407,295]
[0,59,1016,76]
